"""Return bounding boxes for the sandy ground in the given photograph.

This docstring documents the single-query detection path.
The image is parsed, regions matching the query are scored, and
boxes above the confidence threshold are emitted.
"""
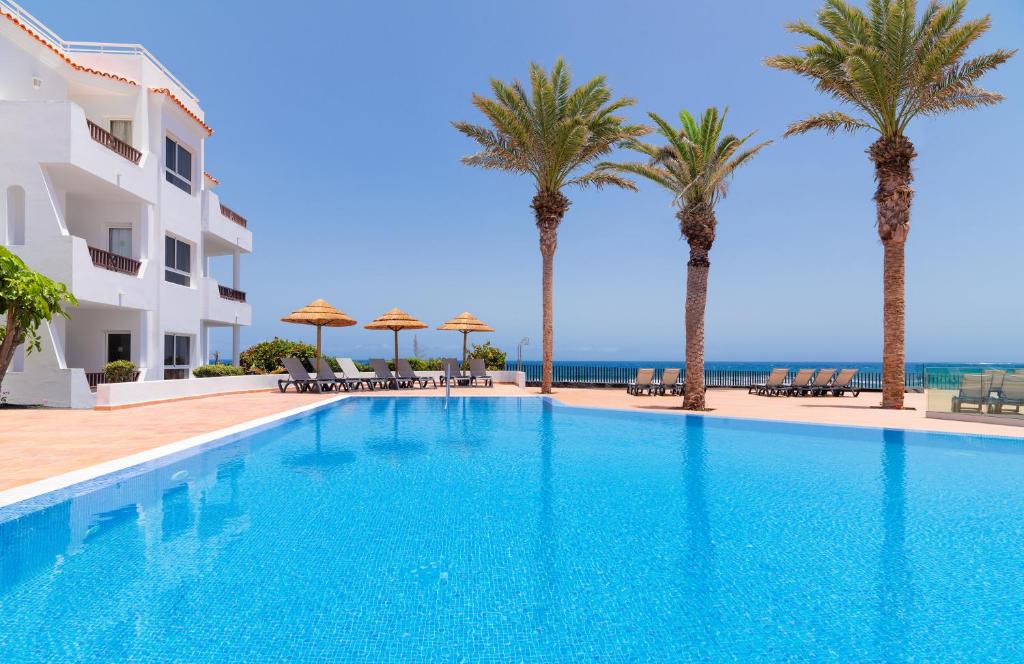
[0,385,1020,493]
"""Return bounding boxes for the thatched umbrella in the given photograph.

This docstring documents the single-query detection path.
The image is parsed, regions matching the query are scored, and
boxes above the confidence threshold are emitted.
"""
[363,308,428,370]
[281,299,357,368]
[438,311,495,365]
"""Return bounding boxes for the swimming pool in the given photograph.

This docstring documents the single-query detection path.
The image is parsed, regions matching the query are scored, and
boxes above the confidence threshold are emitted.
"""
[2,397,1023,661]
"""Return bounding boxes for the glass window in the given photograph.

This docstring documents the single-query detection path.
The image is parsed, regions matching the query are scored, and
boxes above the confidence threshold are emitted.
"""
[108,227,132,257]
[164,334,191,369]
[107,333,131,363]
[109,120,132,145]
[164,236,191,286]
[164,137,192,194]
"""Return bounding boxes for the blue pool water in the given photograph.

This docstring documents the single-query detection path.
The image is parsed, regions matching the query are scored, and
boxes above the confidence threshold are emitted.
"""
[2,398,1024,661]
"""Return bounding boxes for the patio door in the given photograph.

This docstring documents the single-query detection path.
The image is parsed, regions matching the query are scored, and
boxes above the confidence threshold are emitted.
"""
[108,227,132,258]
[107,333,131,363]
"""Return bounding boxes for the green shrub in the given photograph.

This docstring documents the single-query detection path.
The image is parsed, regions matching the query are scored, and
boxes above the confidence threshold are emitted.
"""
[193,364,245,378]
[238,337,340,373]
[466,342,506,370]
[103,360,137,383]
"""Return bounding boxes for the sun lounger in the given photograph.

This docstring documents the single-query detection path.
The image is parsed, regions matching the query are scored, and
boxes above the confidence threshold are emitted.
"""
[781,369,815,396]
[628,368,655,396]
[989,374,1024,414]
[312,358,355,391]
[336,357,386,390]
[984,369,1007,396]
[821,368,860,396]
[440,358,472,387]
[279,357,335,393]
[654,368,681,396]
[951,373,992,412]
[802,368,836,396]
[469,359,493,387]
[370,358,413,389]
[397,359,437,388]
[749,368,789,396]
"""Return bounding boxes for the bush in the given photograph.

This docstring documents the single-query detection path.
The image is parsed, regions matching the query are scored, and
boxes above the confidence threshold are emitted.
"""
[238,337,340,373]
[466,341,506,370]
[193,364,245,378]
[103,360,137,383]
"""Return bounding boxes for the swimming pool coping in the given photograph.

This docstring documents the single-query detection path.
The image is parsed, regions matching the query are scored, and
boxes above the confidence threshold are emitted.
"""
[2,391,1022,513]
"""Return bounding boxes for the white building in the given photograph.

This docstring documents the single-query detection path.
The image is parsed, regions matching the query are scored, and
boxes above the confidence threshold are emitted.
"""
[0,1,252,408]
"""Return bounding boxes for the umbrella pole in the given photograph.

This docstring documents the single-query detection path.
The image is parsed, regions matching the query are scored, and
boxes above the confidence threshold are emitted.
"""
[316,325,322,369]
[462,331,468,367]
[393,329,399,375]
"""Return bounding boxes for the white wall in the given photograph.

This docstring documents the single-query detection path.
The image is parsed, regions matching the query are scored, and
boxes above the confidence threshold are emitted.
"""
[63,308,145,372]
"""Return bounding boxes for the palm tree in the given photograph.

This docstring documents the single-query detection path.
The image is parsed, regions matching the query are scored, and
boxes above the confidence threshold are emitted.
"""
[766,0,1014,408]
[453,59,647,393]
[599,108,769,409]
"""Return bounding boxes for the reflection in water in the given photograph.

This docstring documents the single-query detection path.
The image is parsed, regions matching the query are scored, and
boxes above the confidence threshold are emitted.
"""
[199,458,248,539]
[365,399,425,457]
[681,415,716,611]
[161,483,192,542]
[877,428,912,659]
[533,399,557,628]
[282,415,357,478]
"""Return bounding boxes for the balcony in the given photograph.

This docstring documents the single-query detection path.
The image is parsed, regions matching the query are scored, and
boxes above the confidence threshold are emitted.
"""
[218,285,247,302]
[220,204,248,228]
[86,370,140,391]
[88,246,141,276]
[87,120,141,165]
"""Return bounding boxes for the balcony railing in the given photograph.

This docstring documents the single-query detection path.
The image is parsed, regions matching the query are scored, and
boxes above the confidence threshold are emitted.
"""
[86,120,141,165]
[88,246,141,276]
[86,370,140,390]
[218,285,247,302]
[219,204,248,228]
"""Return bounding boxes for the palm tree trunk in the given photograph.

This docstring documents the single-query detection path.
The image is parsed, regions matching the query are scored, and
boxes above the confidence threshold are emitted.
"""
[532,191,569,395]
[678,206,716,410]
[869,136,916,410]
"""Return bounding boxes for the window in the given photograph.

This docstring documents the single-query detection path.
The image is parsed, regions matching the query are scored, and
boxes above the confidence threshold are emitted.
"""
[109,119,132,145]
[164,235,191,286]
[165,136,192,194]
[164,334,190,380]
[108,227,132,258]
[107,333,131,363]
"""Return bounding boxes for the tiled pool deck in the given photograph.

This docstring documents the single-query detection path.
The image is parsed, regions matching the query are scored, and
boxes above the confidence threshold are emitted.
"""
[0,385,1019,493]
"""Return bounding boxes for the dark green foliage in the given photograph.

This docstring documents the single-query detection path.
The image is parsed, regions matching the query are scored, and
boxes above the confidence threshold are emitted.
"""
[466,342,506,370]
[238,338,340,373]
[103,360,137,383]
[193,364,246,378]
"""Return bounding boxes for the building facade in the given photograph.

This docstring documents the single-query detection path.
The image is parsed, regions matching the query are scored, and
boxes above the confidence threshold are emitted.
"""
[0,1,252,407]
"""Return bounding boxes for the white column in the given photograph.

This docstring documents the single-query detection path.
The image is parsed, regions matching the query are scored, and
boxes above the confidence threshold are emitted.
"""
[232,325,240,367]
[232,249,240,290]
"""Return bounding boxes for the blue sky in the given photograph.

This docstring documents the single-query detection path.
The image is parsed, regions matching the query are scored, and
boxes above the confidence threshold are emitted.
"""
[37,0,1023,362]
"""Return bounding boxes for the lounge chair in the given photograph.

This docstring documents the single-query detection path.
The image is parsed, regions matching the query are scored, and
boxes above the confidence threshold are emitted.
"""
[989,374,1024,414]
[336,357,386,390]
[802,368,836,396]
[654,368,681,396]
[749,368,789,396]
[781,368,815,396]
[984,369,1007,396]
[312,358,355,391]
[822,368,860,397]
[440,358,472,387]
[370,358,413,389]
[469,359,493,387]
[951,373,991,413]
[627,368,655,396]
[278,357,335,393]
[396,359,437,388]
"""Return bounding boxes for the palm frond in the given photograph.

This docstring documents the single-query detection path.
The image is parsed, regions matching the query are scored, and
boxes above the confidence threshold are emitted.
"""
[784,111,875,136]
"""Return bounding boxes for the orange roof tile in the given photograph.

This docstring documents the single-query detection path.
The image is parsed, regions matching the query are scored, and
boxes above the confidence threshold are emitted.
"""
[203,171,220,185]
[150,87,214,136]
[0,9,137,86]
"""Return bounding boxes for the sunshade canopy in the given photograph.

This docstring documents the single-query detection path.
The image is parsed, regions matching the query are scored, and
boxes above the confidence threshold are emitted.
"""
[437,311,495,333]
[363,308,428,331]
[281,299,357,328]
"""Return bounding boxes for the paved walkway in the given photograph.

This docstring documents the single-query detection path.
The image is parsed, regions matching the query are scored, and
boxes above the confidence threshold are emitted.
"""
[0,386,1020,493]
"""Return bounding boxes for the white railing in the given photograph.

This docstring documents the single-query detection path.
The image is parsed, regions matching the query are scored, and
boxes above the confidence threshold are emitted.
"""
[0,0,199,105]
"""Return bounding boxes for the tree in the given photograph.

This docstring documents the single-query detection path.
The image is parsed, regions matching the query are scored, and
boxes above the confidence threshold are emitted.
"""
[766,0,1014,408]
[0,247,77,386]
[453,59,647,393]
[600,108,769,409]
